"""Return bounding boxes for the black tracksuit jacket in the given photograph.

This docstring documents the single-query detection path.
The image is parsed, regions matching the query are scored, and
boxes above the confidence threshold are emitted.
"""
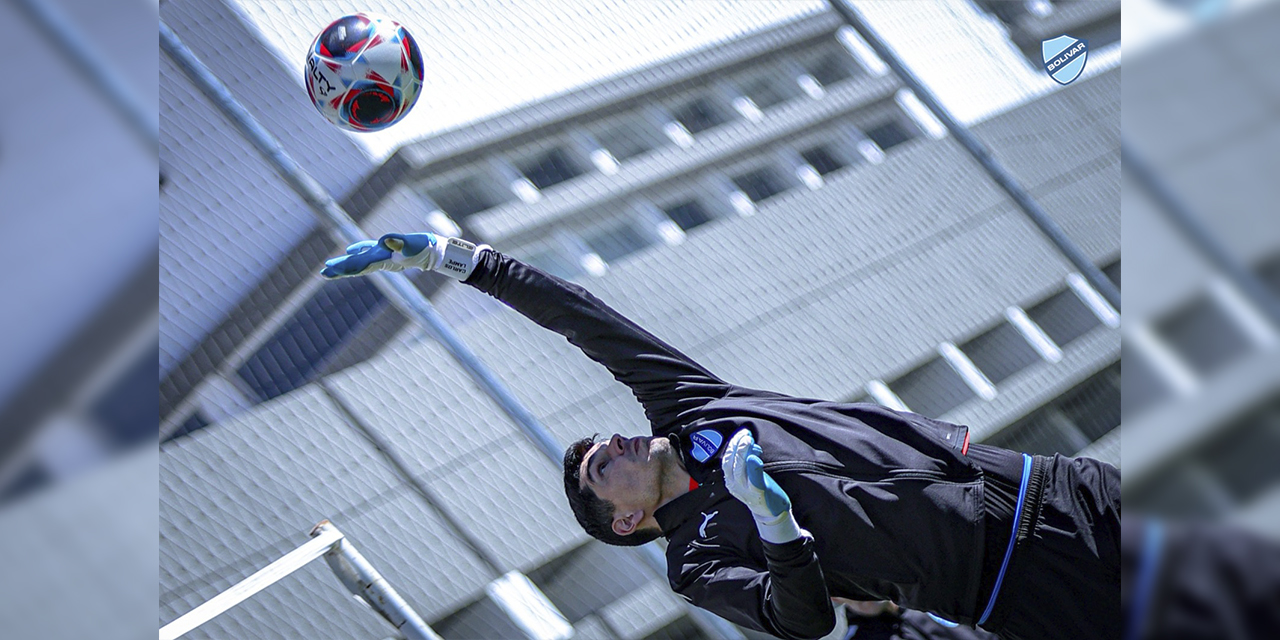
[467,251,995,640]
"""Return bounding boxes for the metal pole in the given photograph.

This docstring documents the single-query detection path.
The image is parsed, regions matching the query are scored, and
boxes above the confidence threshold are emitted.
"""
[159,21,744,640]
[825,0,1122,312]
[312,521,443,640]
[157,20,561,465]
[159,525,345,639]
[1122,141,1280,325]
[15,0,157,151]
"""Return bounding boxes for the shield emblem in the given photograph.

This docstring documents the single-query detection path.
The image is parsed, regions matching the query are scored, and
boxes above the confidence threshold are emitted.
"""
[1042,35,1088,85]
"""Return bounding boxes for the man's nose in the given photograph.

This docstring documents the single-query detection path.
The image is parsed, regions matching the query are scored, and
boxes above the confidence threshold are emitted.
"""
[609,434,624,453]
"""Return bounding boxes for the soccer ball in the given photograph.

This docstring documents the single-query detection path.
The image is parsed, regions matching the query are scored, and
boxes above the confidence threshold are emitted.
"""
[305,13,424,132]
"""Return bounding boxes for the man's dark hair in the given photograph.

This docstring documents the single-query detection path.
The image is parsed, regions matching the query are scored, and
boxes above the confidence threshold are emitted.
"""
[563,434,660,547]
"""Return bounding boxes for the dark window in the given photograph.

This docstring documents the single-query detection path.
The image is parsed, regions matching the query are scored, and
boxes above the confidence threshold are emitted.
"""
[731,168,789,203]
[800,145,846,176]
[663,200,713,231]
[865,120,913,150]
[672,98,727,134]
[1103,259,1121,290]
[987,364,1120,456]
[237,277,387,402]
[1120,343,1170,418]
[90,345,160,448]
[427,176,505,217]
[805,50,855,86]
[1156,295,1253,376]
[1026,288,1101,348]
[1057,364,1121,441]
[960,321,1041,384]
[594,119,660,161]
[165,411,213,443]
[525,249,581,280]
[1202,415,1280,504]
[518,147,584,190]
[888,356,975,418]
[585,224,651,263]
[739,75,798,109]
[1258,252,1280,296]
[0,460,50,505]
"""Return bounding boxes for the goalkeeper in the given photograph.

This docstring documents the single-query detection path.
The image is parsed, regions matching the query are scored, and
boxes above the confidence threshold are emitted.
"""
[322,233,1120,640]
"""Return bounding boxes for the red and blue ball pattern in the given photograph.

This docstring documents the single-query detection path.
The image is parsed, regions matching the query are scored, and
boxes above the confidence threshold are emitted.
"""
[305,13,423,132]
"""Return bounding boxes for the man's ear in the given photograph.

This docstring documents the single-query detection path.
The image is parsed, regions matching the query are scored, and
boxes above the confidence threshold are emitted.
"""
[611,509,643,536]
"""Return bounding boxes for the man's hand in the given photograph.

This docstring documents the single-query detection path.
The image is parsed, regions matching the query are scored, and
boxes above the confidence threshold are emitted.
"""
[723,429,803,544]
[320,232,487,281]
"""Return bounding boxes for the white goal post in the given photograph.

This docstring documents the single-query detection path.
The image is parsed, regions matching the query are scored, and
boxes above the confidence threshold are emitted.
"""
[159,520,441,640]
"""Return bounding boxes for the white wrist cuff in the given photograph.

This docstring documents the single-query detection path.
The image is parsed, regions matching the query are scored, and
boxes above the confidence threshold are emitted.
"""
[755,510,803,545]
[436,237,490,281]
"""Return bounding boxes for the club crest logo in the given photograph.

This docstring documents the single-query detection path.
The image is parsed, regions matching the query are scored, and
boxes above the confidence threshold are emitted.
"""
[689,430,724,463]
[1042,35,1088,85]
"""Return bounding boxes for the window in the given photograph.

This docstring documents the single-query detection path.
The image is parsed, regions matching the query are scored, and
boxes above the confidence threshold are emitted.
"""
[1057,364,1120,442]
[1103,259,1121,290]
[986,364,1120,456]
[1026,287,1101,348]
[662,199,714,232]
[525,248,582,280]
[731,167,791,203]
[734,67,803,110]
[591,113,667,162]
[237,277,386,402]
[584,222,652,264]
[165,411,212,443]
[796,45,860,86]
[865,120,914,150]
[887,356,976,418]
[1258,252,1280,296]
[1119,343,1170,418]
[959,321,1042,385]
[799,144,847,176]
[526,542,652,624]
[1201,413,1280,504]
[90,345,160,448]
[671,96,729,135]
[516,146,585,190]
[425,173,512,218]
[1155,294,1254,376]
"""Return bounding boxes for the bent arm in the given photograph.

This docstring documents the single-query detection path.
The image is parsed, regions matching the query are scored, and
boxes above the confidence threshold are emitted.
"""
[465,249,730,435]
[673,536,835,640]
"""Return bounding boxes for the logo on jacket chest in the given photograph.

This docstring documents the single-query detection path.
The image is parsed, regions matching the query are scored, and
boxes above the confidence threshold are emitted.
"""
[688,429,724,463]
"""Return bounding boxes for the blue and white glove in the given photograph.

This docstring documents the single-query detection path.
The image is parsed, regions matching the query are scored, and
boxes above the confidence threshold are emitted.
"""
[320,232,489,281]
[722,429,804,544]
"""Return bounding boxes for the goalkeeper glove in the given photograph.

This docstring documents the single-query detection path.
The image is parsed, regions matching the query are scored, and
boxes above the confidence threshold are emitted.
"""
[722,429,804,545]
[320,232,488,281]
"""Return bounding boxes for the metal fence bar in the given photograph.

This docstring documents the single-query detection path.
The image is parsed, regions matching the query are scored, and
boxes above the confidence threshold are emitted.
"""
[158,525,344,640]
[313,521,444,640]
[159,20,744,640]
[826,0,1122,312]
[1121,140,1280,325]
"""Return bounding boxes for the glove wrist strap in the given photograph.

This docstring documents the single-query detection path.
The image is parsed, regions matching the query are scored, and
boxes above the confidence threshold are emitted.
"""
[437,237,490,281]
[754,510,803,545]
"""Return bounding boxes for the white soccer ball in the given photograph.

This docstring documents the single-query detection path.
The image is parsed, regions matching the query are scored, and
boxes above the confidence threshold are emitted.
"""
[304,13,424,132]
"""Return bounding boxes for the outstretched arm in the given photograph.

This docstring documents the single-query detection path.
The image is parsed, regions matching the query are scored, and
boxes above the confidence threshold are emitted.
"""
[321,232,731,435]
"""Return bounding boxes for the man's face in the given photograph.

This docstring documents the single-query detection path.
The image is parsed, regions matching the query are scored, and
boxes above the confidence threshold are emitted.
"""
[579,434,674,536]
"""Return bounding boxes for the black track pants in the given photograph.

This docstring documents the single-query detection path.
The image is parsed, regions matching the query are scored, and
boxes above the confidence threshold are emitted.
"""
[981,454,1122,640]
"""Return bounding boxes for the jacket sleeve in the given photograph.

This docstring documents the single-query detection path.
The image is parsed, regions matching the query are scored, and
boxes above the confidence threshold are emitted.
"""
[464,249,730,435]
[672,534,836,640]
